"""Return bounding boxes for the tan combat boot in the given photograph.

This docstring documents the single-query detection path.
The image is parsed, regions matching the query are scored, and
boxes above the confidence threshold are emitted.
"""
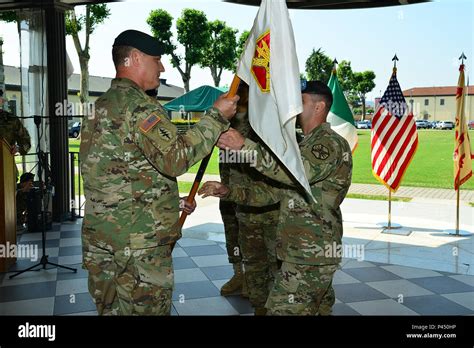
[220,263,244,296]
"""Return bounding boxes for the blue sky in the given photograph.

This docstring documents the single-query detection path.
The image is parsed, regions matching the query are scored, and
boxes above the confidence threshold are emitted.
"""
[1,0,472,101]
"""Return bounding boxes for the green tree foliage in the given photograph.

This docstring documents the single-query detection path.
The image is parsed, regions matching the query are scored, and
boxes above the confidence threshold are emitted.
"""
[200,20,238,87]
[236,30,250,60]
[147,8,210,92]
[336,60,354,93]
[231,30,250,73]
[65,4,111,104]
[0,11,18,23]
[305,48,333,83]
[305,50,376,118]
[352,71,376,119]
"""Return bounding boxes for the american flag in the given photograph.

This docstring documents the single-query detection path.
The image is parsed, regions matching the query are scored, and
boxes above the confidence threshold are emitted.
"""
[371,68,418,192]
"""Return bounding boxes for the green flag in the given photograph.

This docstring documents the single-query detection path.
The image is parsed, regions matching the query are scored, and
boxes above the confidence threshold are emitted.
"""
[327,68,358,152]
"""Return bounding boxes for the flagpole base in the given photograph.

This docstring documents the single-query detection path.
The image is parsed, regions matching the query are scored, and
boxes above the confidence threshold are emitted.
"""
[377,222,413,236]
[377,222,402,230]
[443,229,472,237]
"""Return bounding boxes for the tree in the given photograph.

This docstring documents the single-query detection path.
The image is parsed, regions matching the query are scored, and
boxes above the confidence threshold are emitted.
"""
[200,20,237,87]
[336,60,354,93]
[231,30,250,74]
[352,71,376,120]
[236,30,250,60]
[0,11,18,23]
[65,4,110,105]
[147,8,210,92]
[305,48,333,84]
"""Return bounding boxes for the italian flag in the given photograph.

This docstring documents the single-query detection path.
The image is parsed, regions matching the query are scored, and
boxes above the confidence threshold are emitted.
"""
[327,69,358,153]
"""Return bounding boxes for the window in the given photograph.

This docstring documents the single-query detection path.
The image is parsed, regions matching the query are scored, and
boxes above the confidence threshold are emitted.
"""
[8,100,17,116]
[440,99,445,106]
[424,99,429,106]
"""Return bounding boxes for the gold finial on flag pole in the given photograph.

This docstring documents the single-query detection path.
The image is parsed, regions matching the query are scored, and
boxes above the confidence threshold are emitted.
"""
[459,52,467,64]
[392,54,399,74]
[332,58,338,73]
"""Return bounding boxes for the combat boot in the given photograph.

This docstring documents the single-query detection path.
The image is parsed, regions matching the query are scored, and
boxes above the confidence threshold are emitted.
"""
[220,263,244,296]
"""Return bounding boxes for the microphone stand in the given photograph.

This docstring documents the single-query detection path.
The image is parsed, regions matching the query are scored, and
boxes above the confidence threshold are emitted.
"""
[9,116,77,279]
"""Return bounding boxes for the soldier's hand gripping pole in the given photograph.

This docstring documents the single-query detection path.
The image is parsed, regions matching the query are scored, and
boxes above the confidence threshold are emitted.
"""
[178,75,241,228]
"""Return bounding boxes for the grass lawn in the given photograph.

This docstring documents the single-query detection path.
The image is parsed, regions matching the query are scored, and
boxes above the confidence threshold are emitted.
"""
[69,139,80,153]
[187,147,220,175]
[353,130,474,190]
[346,193,412,202]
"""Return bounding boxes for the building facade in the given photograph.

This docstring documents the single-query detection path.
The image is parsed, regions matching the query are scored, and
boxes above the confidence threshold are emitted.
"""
[403,86,474,122]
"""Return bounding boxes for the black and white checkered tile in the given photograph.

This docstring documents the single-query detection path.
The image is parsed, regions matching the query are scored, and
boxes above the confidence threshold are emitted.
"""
[0,219,473,316]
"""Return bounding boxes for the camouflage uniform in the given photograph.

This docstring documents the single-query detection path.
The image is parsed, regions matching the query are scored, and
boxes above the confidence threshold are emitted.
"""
[80,77,229,315]
[218,161,240,265]
[0,110,31,190]
[228,122,352,315]
[222,111,280,310]
[0,110,31,156]
[233,171,280,310]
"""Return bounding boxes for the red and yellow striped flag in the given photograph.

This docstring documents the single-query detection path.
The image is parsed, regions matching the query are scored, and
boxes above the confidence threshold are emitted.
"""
[454,63,473,190]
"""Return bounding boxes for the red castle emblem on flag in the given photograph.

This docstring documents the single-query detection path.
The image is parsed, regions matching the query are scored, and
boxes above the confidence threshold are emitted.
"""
[251,30,270,93]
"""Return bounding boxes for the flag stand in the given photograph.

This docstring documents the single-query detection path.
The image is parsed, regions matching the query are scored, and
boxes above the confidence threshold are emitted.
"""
[444,182,472,237]
[443,54,472,237]
[380,190,402,231]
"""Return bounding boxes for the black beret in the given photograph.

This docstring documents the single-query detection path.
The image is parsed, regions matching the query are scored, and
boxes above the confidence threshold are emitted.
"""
[301,79,333,108]
[113,29,165,56]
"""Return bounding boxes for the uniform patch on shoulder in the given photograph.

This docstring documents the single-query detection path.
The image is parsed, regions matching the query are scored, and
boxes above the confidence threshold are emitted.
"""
[158,127,172,141]
[312,144,330,160]
[139,113,161,133]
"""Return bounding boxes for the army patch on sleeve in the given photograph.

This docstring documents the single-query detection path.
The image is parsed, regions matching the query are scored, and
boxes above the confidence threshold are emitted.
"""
[312,144,330,160]
[139,113,161,133]
[158,127,172,141]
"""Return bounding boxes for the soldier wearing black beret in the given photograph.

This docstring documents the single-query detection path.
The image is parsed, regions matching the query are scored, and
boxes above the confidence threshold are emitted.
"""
[80,30,239,316]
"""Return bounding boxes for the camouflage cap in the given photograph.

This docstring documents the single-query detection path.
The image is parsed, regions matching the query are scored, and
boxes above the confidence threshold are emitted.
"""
[113,29,165,56]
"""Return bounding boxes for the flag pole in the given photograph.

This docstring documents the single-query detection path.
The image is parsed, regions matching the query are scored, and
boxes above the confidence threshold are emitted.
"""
[177,75,241,228]
[382,55,402,232]
[456,183,460,235]
[388,189,392,229]
[445,53,471,237]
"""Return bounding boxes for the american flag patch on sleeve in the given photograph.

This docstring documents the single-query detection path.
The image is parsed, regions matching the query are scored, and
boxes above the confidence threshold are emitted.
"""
[139,113,161,133]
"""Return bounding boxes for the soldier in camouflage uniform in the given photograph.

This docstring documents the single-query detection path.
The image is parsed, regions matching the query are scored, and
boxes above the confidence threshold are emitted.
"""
[218,84,252,298]
[218,161,244,295]
[221,84,280,314]
[0,109,31,157]
[80,30,238,316]
[200,81,352,315]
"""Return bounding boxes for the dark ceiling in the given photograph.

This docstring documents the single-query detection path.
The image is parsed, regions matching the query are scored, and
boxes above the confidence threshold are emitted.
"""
[223,0,430,10]
[0,0,122,10]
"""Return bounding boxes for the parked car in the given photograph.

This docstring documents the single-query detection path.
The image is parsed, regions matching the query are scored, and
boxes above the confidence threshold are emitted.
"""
[428,121,439,129]
[468,120,474,130]
[356,120,371,129]
[437,121,455,130]
[69,122,81,138]
[415,120,430,129]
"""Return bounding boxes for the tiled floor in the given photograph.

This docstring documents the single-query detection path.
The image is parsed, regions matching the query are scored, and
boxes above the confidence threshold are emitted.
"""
[0,219,473,316]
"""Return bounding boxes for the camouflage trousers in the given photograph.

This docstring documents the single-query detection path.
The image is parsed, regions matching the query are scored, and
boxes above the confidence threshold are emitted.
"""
[83,243,174,316]
[237,208,279,308]
[219,200,242,264]
[265,261,338,316]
